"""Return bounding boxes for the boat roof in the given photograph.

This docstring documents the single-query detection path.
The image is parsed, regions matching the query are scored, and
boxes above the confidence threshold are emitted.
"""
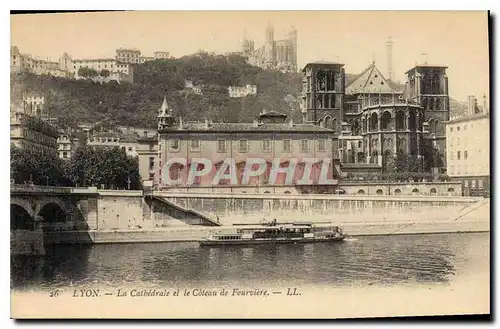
[231,224,338,230]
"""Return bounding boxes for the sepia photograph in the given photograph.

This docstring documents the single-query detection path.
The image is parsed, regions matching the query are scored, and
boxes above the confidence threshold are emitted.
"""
[9,10,490,319]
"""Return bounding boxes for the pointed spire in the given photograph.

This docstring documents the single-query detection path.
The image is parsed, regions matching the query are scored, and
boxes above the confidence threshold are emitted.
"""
[160,96,168,113]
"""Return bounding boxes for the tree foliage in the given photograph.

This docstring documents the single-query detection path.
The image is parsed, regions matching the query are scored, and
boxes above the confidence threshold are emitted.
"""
[10,146,68,186]
[11,145,141,189]
[64,145,141,189]
[78,67,99,78]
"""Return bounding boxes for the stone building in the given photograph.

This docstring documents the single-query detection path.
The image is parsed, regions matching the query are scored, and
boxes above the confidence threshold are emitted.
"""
[10,110,58,157]
[243,24,298,73]
[115,48,141,64]
[156,97,338,193]
[57,132,79,160]
[446,102,490,196]
[300,61,450,175]
[11,46,135,83]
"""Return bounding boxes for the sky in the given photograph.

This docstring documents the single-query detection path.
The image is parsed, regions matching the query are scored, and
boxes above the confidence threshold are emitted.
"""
[11,11,489,102]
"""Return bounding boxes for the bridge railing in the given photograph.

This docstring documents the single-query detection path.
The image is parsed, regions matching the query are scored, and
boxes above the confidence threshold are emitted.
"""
[10,184,98,194]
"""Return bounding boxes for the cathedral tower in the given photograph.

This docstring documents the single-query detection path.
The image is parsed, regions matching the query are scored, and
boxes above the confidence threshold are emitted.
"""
[406,64,449,170]
[301,62,345,133]
[264,23,275,67]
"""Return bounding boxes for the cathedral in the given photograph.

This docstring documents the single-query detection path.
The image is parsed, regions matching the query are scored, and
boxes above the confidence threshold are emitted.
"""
[300,60,449,175]
[242,24,298,73]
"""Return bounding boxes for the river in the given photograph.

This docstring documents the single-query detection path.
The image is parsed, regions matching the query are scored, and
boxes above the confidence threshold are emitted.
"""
[11,232,489,291]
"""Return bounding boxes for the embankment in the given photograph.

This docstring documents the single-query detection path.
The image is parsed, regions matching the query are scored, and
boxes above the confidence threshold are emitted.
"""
[44,193,489,244]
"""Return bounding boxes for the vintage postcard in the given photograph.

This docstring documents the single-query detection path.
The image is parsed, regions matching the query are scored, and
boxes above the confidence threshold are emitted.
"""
[10,10,490,319]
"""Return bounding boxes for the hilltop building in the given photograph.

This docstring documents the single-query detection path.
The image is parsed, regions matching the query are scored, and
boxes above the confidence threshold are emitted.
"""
[11,46,170,83]
[116,48,141,64]
[11,46,135,83]
[154,51,170,60]
[242,24,298,73]
[228,85,257,98]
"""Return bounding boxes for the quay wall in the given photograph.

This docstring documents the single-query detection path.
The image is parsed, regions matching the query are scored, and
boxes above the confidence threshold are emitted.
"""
[45,219,489,244]
[157,192,487,226]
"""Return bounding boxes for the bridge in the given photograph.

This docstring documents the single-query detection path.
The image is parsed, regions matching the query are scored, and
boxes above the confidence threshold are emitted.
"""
[10,184,220,255]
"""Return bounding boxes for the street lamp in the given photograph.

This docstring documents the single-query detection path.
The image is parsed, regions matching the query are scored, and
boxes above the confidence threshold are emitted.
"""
[127,174,131,190]
[45,176,49,186]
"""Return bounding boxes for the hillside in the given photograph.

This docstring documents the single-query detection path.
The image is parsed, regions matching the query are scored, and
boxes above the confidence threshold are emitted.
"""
[10,53,469,130]
[11,53,304,129]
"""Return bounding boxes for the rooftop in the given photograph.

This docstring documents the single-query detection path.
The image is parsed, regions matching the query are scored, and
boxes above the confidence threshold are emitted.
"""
[446,113,490,125]
[160,122,334,133]
[346,62,398,94]
[302,61,344,70]
[405,64,448,74]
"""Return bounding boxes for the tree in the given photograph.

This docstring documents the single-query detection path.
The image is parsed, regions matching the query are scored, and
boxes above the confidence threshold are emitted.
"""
[64,145,141,189]
[78,67,98,78]
[100,69,110,78]
[10,146,68,186]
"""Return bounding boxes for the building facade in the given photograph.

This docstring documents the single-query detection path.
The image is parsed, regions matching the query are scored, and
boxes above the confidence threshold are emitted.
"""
[154,51,170,60]
[10,111,58,157]
[228,85,257,98]
[156,97,338,193]
[115,48,141,64]
[446,110,490,196]
[57,132,79,160]
[11,46,135,83]
[136,135,159,182]
[243,24,298,73]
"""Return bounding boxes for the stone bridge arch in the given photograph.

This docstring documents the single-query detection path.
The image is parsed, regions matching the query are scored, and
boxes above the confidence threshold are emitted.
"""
[10,197,36,219]
[35,197,71,222]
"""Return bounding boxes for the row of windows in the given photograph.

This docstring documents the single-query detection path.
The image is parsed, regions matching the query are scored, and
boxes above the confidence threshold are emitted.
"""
[57,144,71,150]
[449,123,475,132]
[169,139,328,153]
[121,146,136,152]
[463,179,485,189]
[451,150,468,160]
[22,130,57,147]
[449,164,488,175]
[450,148,485,160]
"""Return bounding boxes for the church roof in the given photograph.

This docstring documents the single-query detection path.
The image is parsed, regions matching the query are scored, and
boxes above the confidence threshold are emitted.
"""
[346,62,396,95]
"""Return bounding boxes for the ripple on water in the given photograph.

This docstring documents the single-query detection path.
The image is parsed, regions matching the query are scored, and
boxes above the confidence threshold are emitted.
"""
[11,233,489,290]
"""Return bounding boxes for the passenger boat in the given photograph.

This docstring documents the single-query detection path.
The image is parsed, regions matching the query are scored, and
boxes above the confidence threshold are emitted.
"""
[199,220,346,247]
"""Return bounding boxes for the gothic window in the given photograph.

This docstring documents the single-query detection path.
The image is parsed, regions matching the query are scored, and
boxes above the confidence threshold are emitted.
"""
[380,111,392,131]
[316,71,326,91]
[370,112,379,131]
[316,95,323,109]
[422,98,428,111]
[409,111,417,131]
[395,111,405,130]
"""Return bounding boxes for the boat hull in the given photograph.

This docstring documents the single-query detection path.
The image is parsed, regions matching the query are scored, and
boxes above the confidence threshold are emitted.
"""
[199,236,345,247]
